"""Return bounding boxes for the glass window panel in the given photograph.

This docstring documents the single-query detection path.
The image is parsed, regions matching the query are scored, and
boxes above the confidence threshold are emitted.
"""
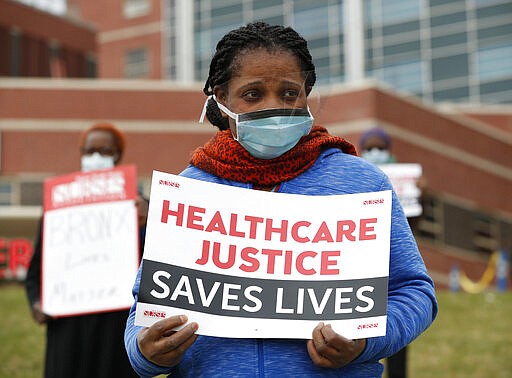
[211,4,243,18]
[433,86,469,102]
[124,48,149,78]
[363,0,375,24]
[431,32,467,48]
[383,40,421,56]
[258,15,284,26]
[431,54,468,81]
[476,3,512,18]
[382,20,420,36]
[194,31,211,58]
[430,11,467,27]
[20,182,43,206]
[294,0,329,11]
[365,27,373,40]
[474,0,505,5]
[429,0,465,6]
[478,43,512,80]
[315,66,331,85]
[307,36,330,51]
[293,4,329,39]
[253,0,283,11]
[478,24,512,40]
[210,23,242,48]
[480,90,512,104]
[313,55,330,68]
[381,0,421,24]
[123,0,150,18]
[480,78,512,94]
[380,60,424,92]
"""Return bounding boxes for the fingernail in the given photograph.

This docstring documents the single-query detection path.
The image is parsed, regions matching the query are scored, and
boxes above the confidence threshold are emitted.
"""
[180,315,188,322]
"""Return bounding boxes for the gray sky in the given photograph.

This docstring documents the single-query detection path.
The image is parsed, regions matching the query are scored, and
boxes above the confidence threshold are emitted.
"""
[18,0,66,15]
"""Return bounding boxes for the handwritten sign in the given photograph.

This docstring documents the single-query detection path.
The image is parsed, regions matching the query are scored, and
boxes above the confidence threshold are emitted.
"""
[378,163,422,217]
[135,171,392,339]
[41,165,140,316]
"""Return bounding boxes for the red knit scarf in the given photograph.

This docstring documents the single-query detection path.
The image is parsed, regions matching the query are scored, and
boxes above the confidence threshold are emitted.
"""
[190,125,357,187]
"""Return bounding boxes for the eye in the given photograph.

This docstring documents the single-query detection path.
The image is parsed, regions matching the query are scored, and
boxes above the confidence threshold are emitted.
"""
[283,89,299,99]
[242,89,261,101]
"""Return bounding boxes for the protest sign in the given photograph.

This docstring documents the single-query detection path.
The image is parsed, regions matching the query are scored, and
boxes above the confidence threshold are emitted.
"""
[378,163,423,217]
[41,165,140,316]
[135,171,392,340]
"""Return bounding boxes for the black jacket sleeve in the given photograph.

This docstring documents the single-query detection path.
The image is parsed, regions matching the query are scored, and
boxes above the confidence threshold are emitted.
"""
[25,218,43,307]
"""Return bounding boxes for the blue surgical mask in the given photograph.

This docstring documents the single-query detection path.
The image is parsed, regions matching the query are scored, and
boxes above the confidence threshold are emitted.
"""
[361,148,392,165]
[200,95,313,159]
[81,152,115,172]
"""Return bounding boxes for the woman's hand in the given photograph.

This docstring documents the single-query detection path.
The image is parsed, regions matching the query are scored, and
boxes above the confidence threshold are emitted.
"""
[31,302,51,324]
[137,315,198,367]
[307,322,366,368]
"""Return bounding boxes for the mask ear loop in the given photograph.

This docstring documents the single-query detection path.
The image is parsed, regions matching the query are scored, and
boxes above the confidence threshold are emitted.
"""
[199,95,239,124]
[199,95,212,123]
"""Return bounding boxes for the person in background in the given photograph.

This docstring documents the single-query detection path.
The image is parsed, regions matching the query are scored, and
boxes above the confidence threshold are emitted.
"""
[359,127,397,166]
[360,126,420,378]
[25,123,146,378]
[124,22,437,377]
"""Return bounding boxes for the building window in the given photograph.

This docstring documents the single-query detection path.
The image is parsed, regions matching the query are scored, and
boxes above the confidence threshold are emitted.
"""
[124,48,149,78]
[415,193,444,242]
[478,43,512,81]
[472,214,499,254]
[0,182,13,206]
[123,0,151,18]
[381,0,421,24]
[380,59,424,93]
[432,53,468,81]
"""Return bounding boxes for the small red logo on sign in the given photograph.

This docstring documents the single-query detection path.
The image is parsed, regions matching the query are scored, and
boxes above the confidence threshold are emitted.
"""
[144,310,166,318]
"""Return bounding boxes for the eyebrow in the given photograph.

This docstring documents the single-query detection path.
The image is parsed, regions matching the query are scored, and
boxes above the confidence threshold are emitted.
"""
[237,79,304,91]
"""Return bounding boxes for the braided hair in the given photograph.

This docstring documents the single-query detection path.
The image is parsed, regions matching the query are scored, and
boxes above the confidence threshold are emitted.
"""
[203,22,316,130]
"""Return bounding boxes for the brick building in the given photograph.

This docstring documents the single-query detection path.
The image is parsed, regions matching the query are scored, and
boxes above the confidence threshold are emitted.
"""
[0,0,96,78]
[0,0,511,288]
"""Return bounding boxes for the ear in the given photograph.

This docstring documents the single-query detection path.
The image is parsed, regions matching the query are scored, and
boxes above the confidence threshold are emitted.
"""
[213,85,228,118]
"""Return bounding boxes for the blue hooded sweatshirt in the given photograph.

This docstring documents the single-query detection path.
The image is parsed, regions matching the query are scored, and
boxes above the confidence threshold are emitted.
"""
[125,148,437,377]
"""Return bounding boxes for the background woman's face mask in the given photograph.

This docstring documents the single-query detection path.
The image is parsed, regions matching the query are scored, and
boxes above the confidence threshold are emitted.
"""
[81,152,115,172]
[361,148,392,165]
[203,96,313,159]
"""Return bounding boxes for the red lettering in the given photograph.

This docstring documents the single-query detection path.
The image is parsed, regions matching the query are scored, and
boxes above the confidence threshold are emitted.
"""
[296,251,317,275]
[336,220,356,242]
[211,242,236,269]
[261,249,282,274]
[291,221,310,243]
[239,247,260,272]
[229,213,245,237]
[359,218,377,240]
[204,210,226,234]
[0,239,7,279]
[9,239,32,274]
[284,250,293,274]
[264,219,288,242]
[244,216,264,239]
[161,200,184,226]
[312,221,334,243]
[187,205,206,230]
[320,250,340,275]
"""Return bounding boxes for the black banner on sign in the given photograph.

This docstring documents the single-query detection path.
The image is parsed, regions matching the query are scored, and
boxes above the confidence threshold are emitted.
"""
[139,259,388,321]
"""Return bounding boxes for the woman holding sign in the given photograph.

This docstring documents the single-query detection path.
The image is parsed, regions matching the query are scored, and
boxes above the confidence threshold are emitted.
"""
[26,123,145,378]
[125,22,437,377]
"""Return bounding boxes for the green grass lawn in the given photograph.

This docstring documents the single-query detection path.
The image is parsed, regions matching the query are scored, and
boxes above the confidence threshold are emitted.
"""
[1,283,511,378]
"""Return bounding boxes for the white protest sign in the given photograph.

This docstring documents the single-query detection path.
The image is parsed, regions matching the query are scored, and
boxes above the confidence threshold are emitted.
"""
[135,171,392,340]
[378,163,422,218]
[41,165,140,316]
